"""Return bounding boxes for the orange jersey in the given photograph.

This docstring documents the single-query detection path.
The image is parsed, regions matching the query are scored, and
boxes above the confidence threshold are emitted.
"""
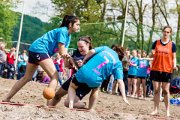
[151,40,173,73]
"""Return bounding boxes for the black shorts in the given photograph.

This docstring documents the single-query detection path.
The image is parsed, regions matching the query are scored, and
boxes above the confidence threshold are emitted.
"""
[28,51,50,65]
[128,75,136,78]
[137,76,146,79]
[150,70,172,82]
[62,75,91,100]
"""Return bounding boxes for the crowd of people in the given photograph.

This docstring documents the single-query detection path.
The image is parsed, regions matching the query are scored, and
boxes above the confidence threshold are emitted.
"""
[1,14,177,117]
[0,43,18,79]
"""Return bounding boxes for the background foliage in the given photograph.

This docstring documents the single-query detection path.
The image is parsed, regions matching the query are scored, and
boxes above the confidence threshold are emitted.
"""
[0,0,180,63]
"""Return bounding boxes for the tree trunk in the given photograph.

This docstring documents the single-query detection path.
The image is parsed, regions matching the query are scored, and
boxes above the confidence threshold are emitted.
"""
[147,0,157,54]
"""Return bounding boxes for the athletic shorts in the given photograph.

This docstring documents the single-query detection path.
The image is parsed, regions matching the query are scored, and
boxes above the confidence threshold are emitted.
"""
[128,75,137,78]
[62,75,92,100]
[150,70,172,82]
[137,76,146,79]
[28,51,50,65]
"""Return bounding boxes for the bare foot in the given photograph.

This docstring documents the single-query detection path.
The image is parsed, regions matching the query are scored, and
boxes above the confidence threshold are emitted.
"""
[130,95,135,98]
[150,111,158,115]
[69,101,74,109]
[48,106,56,108]
[74,102,87,109]
[142,97,146,100]
[2,98,11,102]
[166,112,170,117]
[87,108,96,113]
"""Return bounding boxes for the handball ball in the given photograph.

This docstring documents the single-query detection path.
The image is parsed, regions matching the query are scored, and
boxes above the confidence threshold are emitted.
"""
[43,87,55,100]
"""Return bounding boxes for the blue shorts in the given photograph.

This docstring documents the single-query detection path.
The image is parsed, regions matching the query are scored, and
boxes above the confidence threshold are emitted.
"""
[28,51,50,65]
[64,75,92,100]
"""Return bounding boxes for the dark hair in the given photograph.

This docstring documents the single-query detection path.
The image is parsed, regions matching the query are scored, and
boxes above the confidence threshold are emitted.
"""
[112,45,124,61]
[60,15,79,28]
[111,44,117,49]
[163,26,172,33]
[78,36,93,49]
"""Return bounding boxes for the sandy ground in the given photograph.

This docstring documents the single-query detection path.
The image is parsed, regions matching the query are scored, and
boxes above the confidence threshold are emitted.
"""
[0,78,179,120]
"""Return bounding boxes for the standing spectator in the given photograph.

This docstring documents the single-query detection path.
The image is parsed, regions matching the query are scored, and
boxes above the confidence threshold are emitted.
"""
[0,42,7,77]
[17,50,28,80]
[122,48,131,95]
[6,47,16,79]
[136,51,149,99]
[146,65,153,97]
[127,50,138,97]
[107,75,114,94]
[150,26,176,116]
[53,53,64,85]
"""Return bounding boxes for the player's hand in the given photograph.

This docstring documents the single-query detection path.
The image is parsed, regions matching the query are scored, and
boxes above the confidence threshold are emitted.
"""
[123,98,130,105]
[68,58,77,70]
[87,108,95,112]
[173,66,178,71]
[62,53,70,59]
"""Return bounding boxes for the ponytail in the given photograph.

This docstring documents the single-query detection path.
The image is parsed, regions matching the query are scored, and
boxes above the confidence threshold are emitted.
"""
[60,15,79,28]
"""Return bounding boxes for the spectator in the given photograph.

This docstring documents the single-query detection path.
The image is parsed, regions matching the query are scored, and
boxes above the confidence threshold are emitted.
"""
[0,42,7,77]
[6,47,16,79]
[150,26,176,116]
[122,48,131,95]
[136,50,149,99]
[17,50,28,80]
[127,50,138,97]
[53,53,64,85]
[40,71,51,84]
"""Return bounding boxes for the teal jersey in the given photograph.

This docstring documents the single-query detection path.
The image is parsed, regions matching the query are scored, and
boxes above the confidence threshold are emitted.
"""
[128,57,138,76]
[17,55,28,68]
[136,59,149,77]
[29,27,71,56]
[75,46,123,88]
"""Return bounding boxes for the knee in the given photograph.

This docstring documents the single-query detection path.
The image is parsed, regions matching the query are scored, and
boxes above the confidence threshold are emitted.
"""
[162,90,169,95]
[154,89,160,95]
[50,71,58,79]
[128,82,132,86]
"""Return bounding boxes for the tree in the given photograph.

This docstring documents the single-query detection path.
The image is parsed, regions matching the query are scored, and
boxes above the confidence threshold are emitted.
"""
[175,0,180,63]
[13,14,51,43]
[0,0,18,42]
[175,0,180,45]
[128,0,148,50]
[155,0,170,25]
[147,0,158,54]
[108,0,126,45]
[51,0,103,22]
